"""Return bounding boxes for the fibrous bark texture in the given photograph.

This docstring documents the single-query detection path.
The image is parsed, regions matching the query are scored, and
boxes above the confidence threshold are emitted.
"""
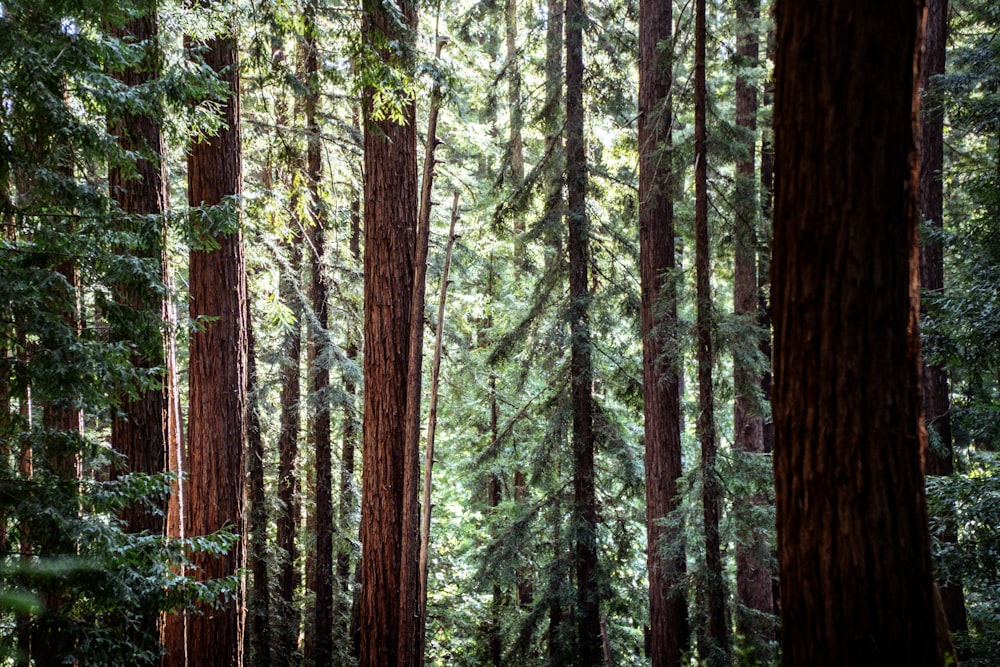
[359,0,417,662]
[185,16,247,666]
[772,1,947,664]
[637,0,688,662]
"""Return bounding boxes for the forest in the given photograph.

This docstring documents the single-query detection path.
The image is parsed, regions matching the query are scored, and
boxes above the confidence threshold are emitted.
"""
[0,0,998,664]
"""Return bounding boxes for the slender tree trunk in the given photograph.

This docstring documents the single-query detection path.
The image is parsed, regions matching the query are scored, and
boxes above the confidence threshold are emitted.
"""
[732,0,775,657]
[359,0,418,662]
[772,1,952,664]
[247,295,271,666]
[919,0,967,634]
[638,0,688,661]
[302,5,333,663]
[276,226,302,667]
[405,35,446,665]
[507,0,525,264]
[185,9,247,665]
[417,192,459,666]
[488,376,503,667]
[566,0,600,660]
[694,1,728,662]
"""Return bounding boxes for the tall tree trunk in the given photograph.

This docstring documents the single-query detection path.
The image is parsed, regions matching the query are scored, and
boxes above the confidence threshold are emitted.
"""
[772,1,952,664]
[638,0,689,661]
[919,0,967,635]
[302,5,333,663]
[566,0,600,660]
[417,192,459,666]
[405,34,446,665]
[694,0,728,662]
[732,0,775,656]
[276,226,302,667]
[108,3,169,538]
[246,296,271,666]
[359,0,418,662]
[507,0,525,266]
[185,9,247,665]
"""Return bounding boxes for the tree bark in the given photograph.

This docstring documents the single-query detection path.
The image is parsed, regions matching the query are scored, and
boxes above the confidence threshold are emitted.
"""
[417,192,459,667]
[732,0,775,656]
[276,225,302,667]
[246,296,271,666]
[405,35,446,665]
[359,0,418,662]
[772,1,951,664]
[918,0,967,634]
[638,0,689,661]
[184,11,247,665]
[566,0,600,660]
[302,6,333,663]
[694,1,728,661]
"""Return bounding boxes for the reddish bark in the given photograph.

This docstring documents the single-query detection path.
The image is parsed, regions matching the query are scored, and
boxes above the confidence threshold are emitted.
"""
[918,0,967,634]
[185,16,247,666]
[772,1,950,663]
[637,0,688,662]
[358,0,418,662]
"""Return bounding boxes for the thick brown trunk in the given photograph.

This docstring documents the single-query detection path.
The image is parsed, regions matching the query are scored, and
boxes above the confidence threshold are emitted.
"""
[694,1,727,661]
[566,0,600,660]
[359,0,418,662]
[638,0,688,662]
[185,14,246,666]
[303,6,333,661]
[918,0,967,635]
[772,1,950,664]
[276,226,302,667]
[732,0,775,656]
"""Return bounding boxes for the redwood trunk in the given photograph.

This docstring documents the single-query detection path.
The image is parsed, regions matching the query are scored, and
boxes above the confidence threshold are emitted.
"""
[918,0,967,634]
[772,1,947,664]
[566,0,600,659]
[694,0,727,660]
[638,0,688,661]
[732,0,774,653]
[302,5,334,662]
[185,16,247,666]
[359,0,418,662]
[276,226,302,667]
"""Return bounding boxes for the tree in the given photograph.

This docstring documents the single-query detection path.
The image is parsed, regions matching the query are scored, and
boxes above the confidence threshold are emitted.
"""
[771,1,951,664]
[565,0,601,659]
[183,6,247,664]
[637,0,689,661]
[918,0,967,634]
[693,0,727,661]
[358,0,418,662]
[731,0,774,655]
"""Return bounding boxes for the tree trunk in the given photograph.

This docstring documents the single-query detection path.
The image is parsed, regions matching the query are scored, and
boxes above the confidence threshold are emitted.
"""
[566,0,600,660]
[405,35,446,665]
[919,0,967,634]
[732,0,775,656]
[417,192,459,666]
[185,11,247,665]
[772,1,951,664]
[303,5,333,662]
[276,225,302,667]
[694,1,728,662]
[638,0,689,661]
[246,296,271,666]
[108,4,170,539]
[359,0,418,662]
